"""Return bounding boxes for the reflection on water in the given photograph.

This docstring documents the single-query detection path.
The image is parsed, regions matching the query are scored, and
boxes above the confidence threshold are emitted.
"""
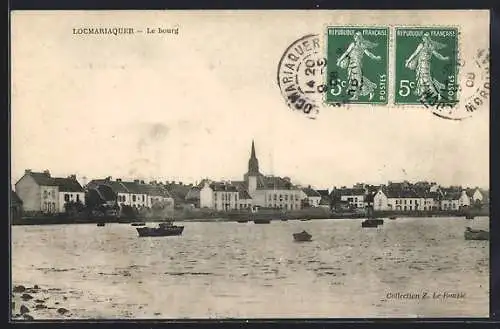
[12,217,489,318]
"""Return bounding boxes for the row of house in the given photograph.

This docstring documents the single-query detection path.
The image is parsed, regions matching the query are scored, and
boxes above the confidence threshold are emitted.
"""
[331,181,488,212]
[12,143,489,216]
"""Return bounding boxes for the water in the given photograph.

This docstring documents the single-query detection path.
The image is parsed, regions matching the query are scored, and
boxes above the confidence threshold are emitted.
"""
[11,217,489,318]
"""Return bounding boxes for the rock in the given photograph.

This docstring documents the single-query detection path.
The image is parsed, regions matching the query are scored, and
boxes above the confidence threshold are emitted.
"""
[35,304,47,310]
[20,305,30,315]
[63,296,67,300]
[33,285,40,290]
[34,299,45,303]
[57,307,69,315]
[23,314,34,321]
[55,302,59,305]
[13,285,26,293]
[21,293,33,301]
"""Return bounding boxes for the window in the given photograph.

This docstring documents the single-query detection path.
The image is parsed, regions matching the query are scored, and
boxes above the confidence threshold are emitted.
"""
[285,195,288,201]
[142,195,145,202]
[132,195,136,202]
[64,194,70,202]
[76,194,80,202]
[44,190,48,199]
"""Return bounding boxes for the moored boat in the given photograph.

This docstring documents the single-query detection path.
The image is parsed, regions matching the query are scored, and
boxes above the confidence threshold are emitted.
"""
[465,214,475,219]
[131,222,146,226]
[96,222,105,227]
[464,227,489,240]
[236,219,249,223]
[254,219,271,224]
[136,221,184,237]
[293,230,312,242]
[389,216,397,220]
[361,219,379,228]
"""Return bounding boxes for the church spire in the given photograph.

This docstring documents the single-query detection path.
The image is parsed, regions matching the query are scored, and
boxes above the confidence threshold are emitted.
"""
[247,139,259,176]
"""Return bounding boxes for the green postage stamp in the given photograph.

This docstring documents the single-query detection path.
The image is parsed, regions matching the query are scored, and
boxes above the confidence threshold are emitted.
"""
[394,27,459,105]
[326,27,389,105]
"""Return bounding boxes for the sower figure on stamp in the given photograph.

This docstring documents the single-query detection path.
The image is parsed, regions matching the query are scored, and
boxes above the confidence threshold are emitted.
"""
[336,31,381,101]
[405,32,449,102]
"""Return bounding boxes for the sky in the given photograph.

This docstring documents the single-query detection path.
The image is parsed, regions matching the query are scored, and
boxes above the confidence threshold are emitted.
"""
[11,10,490,190]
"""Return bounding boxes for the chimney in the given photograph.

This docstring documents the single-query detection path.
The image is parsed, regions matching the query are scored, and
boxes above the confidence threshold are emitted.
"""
[68,174,76,180]
[116,178,122,182]
[43,170,51,176]
[140,180,145,184]
[134,179,140,183]
[25,169,32,174]
[179,182,183,186]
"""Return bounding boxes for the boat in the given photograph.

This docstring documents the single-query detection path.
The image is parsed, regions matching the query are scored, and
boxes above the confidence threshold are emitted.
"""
[254,219,271,224]
[361,219,379,228]
[96,222,105,227]
[464,227,489,241]
[389,216,397,220]
[293,230,312,242]
[136,221,184,237]
[300,218,311,222]
[281,218,289,222]
[131,222,146,226]
[362,198,383,228]
[236,219,249,223]
[465,214,475,220]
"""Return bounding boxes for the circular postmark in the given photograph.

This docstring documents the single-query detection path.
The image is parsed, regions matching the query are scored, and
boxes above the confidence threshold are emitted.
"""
[277,34,327,119]
[430,48,489,121]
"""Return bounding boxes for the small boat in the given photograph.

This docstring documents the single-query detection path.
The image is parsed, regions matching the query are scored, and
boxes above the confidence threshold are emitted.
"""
[300,218,311,222]
[361,219,380,228]
[293,230,312,242]
[389,216,397,220]
[464,227,489,241]
[236,219,249,223]
[281,218,289,222]
[465,214,475,220]
[136,221,184,237]
[131,222,146,226]
[254,219,271,224]
[96,223,105,227]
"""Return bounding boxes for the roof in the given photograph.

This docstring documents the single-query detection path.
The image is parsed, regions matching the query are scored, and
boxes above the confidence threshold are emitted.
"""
[27,172,58,186]
[95,185,117,201]
[384,188,419,198]
[11,190,23,205]
[335,188,366,196]
[53,178,84,192]
[239,190,252,199]
[302,187,321,197]
[165,183,191,202]
[210,182,238,192]
[87,179,129,193]
[256,175,296,190]
[119,181,143,194]
[442,191,461,200]
[142,184,172,198]
[316,189,330,197]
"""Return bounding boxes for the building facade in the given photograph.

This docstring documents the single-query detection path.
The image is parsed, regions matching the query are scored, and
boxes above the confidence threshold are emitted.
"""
[15,169,85,214]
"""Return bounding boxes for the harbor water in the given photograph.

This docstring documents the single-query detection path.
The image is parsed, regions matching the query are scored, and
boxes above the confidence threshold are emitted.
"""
[11,217,489,319]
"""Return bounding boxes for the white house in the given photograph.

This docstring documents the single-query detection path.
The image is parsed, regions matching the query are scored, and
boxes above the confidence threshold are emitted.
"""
[15,169,85,214]
[374,187,435,211]
[459,190,471,208]
[336,188,366,209]
[200,181,240,211]
[300,187,322,207]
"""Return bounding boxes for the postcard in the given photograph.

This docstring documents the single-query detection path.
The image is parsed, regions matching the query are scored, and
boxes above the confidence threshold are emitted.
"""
[10,10,490,319]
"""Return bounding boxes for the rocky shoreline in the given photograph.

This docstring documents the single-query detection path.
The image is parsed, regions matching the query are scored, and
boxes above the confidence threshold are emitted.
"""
[11,284,72,321]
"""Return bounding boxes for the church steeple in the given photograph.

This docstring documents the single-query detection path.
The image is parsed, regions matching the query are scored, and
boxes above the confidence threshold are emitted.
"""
[248,140,259,175]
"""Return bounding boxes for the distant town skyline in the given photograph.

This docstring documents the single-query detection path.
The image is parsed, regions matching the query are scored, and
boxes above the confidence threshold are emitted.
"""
[11,12,489,191]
